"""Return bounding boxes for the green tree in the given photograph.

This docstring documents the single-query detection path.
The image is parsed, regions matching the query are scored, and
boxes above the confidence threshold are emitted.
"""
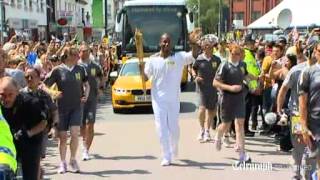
[187,0,226,34]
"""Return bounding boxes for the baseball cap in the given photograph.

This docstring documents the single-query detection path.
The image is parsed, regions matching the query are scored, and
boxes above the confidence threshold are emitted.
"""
[277,36,287,44]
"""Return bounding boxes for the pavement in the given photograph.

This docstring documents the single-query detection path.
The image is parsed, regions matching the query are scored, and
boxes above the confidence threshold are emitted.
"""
[43,83,293,180]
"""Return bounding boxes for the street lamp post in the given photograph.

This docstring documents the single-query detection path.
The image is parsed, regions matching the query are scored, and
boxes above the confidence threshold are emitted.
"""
[46,0,51,42]
[198,0,200,28]
[218,0,222,39]
[104,0,108,36]
[0,0,4,44]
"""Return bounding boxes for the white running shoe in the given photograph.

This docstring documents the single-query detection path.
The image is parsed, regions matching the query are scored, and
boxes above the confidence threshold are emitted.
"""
[57,162,67,174]
[69,159,80,173]
[234,144,240,152]
[82,150,90,161]
[203,130,211,142]
[234,154,252,167]
[197,129,205,141]
[161,159,171,166]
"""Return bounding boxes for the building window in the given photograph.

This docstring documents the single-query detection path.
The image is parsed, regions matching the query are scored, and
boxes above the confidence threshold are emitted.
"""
[234,12,244,20]
[10,0,15,7]
[29,0,33,11]
[107,4,111,17]
[40,0,44,12]
[36,0,39,12]
[24,0,27,10]
[251,11,261,22]
[16,0,22,9]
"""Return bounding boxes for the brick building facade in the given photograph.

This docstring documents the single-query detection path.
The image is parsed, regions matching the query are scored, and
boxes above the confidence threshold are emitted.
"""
[228,0,282,29]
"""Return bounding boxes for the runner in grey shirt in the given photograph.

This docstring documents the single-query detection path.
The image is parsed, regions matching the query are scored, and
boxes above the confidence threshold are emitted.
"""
[299,64,320,135]
[277,56,316,180]
[299,43,320,174]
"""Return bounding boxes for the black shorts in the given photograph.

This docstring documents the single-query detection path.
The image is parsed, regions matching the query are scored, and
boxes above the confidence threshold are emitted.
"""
[219,93,245,123]
[196,85,218,110]
[58,107,82,131]
[82,100,97,125]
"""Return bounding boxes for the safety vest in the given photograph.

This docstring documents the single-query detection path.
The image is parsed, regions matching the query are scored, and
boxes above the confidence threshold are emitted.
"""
[0,108,17,172]
[243,49,260,90]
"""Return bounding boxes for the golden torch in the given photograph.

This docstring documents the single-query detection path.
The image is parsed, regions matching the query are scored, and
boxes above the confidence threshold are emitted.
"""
[135,29,147,100]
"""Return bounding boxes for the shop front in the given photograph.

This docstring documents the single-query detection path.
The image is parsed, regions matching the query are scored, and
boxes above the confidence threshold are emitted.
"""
[7,18,46,41]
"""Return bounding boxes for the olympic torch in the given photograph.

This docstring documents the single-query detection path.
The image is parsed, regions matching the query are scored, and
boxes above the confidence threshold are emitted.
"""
[135,29,147,100]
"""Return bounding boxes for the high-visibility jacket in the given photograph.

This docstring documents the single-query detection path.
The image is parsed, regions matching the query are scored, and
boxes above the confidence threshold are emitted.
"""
[0,107,17,172]
[244,49,260,91]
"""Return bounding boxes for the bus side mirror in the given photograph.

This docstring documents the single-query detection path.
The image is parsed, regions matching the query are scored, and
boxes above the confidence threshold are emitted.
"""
[187,13,195,33]
[115,12,123,33]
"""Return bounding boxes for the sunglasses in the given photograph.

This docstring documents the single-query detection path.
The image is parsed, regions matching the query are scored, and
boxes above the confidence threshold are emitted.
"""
[232,52,241,56]
[0,92,15,99]
[49,58,59,62]
[25,75,36,80]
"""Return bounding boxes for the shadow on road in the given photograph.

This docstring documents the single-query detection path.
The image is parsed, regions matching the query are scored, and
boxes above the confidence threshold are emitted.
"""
[91,154,157,160]
[172,159,230,170]
[80,169,151,177]
[113,107,154,115]
[246,137,277,144]
[245,141,276,147]
[182,82,196,92]
[245,148,290,156]
[111,101,196,115]
[180,102,197,113]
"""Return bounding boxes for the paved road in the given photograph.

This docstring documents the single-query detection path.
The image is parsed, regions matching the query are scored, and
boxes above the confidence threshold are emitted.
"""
[44,83,293,180]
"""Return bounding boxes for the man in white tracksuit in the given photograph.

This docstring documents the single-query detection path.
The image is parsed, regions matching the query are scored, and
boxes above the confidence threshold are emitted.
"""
[141,31,200,166]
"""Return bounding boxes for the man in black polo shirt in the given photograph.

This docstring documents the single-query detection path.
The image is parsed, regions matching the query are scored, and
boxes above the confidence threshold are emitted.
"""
[44,47,90,174]
[0,77,47,180]
[192,37,220,142]
[78,44,104,161]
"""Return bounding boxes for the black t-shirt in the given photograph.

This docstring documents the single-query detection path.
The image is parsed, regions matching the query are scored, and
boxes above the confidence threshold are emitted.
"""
[21,87,57,129]
[44,64,88,110]
[193,54,221,85]
[79,61,103,101]
[1,92,46,143]
[215,61,248,94]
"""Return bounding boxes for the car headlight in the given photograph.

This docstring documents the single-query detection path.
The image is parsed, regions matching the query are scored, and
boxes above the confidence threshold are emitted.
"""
[114,88,131,95]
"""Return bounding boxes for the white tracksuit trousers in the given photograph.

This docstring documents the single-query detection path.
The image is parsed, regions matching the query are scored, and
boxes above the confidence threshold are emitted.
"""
[152,100,180,161]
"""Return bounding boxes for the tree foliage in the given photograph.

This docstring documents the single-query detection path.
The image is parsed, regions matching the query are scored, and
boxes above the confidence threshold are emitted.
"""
[187,0,226,34]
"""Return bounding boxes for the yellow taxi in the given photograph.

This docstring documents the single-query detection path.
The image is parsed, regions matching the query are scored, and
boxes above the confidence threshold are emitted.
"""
[111,59,152,113]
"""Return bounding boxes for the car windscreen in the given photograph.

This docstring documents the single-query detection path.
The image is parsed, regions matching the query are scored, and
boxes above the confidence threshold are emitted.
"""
[119,62,140,76]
